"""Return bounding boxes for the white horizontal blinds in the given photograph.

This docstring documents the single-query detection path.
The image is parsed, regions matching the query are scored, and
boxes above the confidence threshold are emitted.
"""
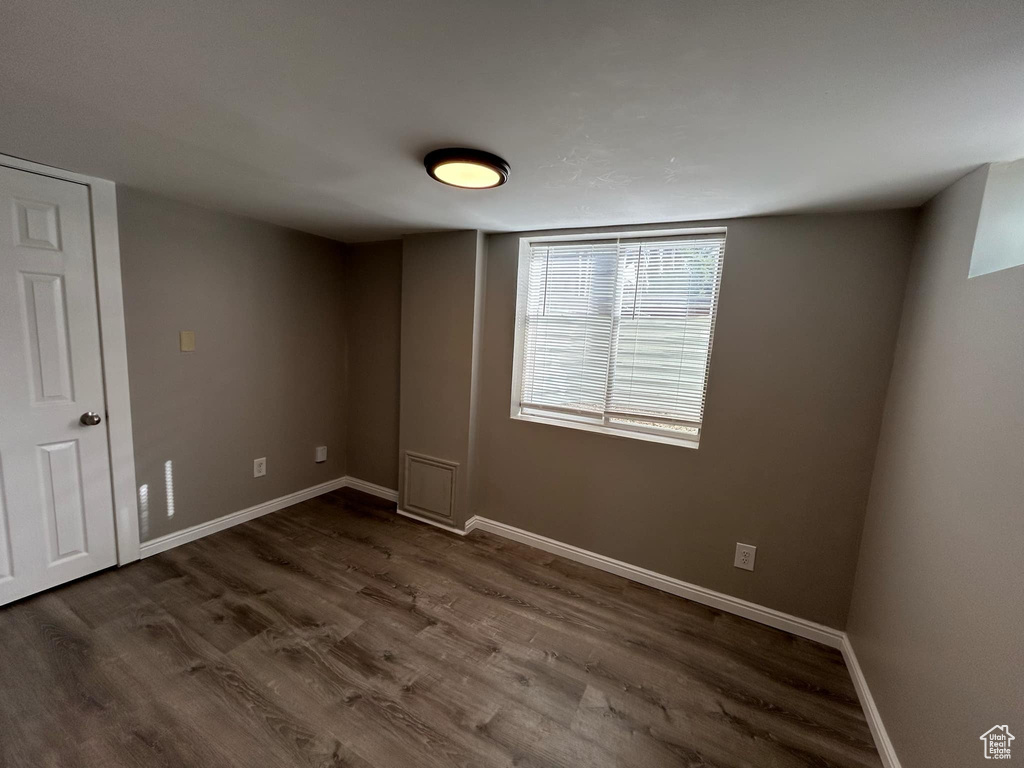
[607,234,726,432]
[520,241,618,415]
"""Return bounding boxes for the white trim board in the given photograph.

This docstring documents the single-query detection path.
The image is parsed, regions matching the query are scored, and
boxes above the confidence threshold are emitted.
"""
[840,636,902,768]
[140,477,348,557]
[397,508,469,536]
[139,475,397,558]
[92,179,140,565]
[343,476,399,502]
[136,476,900,768]
[453,514,900,768]
[340,478,462,533]
[463,515,842,647]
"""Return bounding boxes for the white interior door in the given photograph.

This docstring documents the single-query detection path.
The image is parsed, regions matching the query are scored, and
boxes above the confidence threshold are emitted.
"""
[0,165,117,606]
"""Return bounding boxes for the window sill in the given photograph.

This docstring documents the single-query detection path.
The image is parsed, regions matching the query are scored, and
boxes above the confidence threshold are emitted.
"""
[510,411,700,450]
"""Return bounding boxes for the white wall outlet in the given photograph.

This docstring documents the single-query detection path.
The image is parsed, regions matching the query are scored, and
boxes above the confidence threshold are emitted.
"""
[315,446,328,463]
[734,543,756,571]
[253,457,267,477]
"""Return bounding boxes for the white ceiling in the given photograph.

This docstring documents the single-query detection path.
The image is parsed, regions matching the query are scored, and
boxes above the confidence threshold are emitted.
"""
[2,1,1023,242]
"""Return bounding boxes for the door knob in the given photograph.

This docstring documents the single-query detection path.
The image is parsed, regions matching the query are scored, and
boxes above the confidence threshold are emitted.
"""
[79,412,102,426]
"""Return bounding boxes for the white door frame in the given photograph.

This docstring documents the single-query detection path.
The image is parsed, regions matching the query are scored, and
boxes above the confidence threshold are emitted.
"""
[0,152,140,565]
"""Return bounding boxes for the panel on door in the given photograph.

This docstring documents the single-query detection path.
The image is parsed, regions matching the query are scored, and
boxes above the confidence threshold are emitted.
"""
[0,165,117,606]
[38,440,88,561]
[21,272,75,403]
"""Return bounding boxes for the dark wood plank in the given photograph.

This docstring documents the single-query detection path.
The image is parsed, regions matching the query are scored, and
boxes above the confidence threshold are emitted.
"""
[0,488,882,768]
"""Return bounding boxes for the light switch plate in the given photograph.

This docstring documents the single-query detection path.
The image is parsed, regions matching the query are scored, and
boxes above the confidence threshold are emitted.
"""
[179,330,196,352]
[315,446,327,463]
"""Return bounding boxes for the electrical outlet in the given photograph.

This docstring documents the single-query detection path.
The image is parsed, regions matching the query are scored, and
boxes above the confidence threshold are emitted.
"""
[253,457,267,477]
[315,446,328,463]
[734,543,756,571]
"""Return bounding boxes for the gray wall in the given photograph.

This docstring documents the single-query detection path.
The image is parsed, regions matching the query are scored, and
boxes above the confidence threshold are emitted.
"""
[473,211,917,628]
[118,188,348,541]
[344,240,402,490]
[846,169,1024,766]
[398,231,483,524]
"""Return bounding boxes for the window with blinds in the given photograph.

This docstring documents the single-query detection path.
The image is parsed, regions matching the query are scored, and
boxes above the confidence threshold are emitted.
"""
[511,231,726,446]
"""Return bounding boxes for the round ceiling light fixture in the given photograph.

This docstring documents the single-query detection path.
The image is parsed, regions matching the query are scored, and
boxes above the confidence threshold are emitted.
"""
[424,147,510,189]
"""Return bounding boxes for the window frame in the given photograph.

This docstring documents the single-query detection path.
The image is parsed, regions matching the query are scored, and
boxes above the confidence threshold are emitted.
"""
[509,227,726,450]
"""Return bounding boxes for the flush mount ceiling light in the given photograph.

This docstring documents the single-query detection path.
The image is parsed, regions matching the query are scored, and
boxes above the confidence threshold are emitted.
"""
[424,147,510,189]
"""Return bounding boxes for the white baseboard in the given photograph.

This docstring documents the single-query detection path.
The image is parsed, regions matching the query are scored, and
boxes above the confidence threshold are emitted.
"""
[343,476,399,502]
[455,514,900,767]
[139,475,398,558]
[457,514,898,766]
[840,635,902,768]
[137,476,898,768]
[463,515,843,647]
[140,476,349,558]
[396,508,469,535]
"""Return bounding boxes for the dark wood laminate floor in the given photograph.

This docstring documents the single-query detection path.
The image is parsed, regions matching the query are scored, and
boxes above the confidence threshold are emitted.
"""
[0,488,881,768]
